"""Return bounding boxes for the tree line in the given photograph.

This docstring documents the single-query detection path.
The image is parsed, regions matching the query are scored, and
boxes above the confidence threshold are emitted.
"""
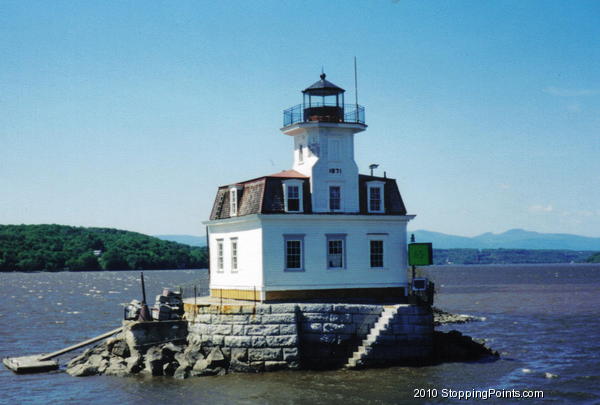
[0,224,208,272]
[433,248,597,265]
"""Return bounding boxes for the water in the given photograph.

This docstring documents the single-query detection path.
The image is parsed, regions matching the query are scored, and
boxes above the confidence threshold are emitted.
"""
[1,265,599,404]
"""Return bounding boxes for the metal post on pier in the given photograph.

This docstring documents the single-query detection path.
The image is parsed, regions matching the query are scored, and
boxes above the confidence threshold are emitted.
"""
[138,272,151,321]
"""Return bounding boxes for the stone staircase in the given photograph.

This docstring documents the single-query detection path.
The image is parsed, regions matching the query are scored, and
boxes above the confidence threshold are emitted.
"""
[345,305,400,369]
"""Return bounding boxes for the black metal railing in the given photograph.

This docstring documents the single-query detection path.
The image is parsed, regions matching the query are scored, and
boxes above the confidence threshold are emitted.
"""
[283,103,365,127]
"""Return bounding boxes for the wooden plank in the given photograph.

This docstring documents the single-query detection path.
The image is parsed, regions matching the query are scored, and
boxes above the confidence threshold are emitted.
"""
[38,326,123,361]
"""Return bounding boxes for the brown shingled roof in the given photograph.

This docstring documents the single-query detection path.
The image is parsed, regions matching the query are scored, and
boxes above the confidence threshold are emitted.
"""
[209,172,407,220]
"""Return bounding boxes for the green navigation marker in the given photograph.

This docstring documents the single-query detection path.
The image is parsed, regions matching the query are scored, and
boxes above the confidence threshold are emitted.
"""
[408,243,433,266]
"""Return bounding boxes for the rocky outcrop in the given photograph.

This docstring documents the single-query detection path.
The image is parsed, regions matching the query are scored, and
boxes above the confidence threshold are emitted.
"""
[433,307,484,326]
[432,330,499,363]
[67,330,280,379]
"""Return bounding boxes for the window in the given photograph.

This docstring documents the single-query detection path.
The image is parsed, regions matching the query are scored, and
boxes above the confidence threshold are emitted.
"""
[370,240,384,268]
[329,186,341,211]
[367,182,385,213]
[283,180,303,213]
[284,234,305,271]
[230,188,238,216]
[299,145,304,163]
[369,187,381,212]
[287,185,300,211]
[230,238,238,272]
[217,239,224,272]
[286,240,302,269]
[326,234,346,269]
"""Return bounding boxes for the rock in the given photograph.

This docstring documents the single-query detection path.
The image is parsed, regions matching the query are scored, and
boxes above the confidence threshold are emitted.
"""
[162,342,183,356]
[110,340,130,358]
[87,354,106,368]
[126,355,143,374]
[230,348,248,362]
[173,364,191,379]
[228,359,253,373]
[249,361,265,372]
[432,330,499,363]
[105,360,128,377]
[97,359,109,374]
[191,348,229,377]
[67,363,98,377]
[192,357,209,373]
[183,344,203,364]
[191,366,226,376]
[264,361,288,372]
[143,347,165,376]
[205,347,227,368]
[163,361,179,376]
[67,351,89,368]
[433,307,483,326]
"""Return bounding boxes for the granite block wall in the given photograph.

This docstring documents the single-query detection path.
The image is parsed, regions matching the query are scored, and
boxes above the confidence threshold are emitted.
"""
[185,303,432,370]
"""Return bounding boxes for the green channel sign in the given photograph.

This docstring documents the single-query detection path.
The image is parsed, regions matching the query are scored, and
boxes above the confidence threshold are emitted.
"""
[408,243,433,266]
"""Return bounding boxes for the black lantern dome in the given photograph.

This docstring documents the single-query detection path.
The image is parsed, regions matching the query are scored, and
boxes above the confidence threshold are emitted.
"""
[302,73,345,123]
[282,73,365,127]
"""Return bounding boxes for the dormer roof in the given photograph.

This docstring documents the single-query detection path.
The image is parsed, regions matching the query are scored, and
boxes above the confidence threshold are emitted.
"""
[209,172,407,220]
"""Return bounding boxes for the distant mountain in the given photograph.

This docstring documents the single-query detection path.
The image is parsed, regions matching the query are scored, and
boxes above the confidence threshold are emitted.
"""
[155,234,206,247]
[157,230,600,251]
[410,228,600,251]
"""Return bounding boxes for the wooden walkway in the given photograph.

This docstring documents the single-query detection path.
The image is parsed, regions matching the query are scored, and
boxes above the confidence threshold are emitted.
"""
[3,326,122,374]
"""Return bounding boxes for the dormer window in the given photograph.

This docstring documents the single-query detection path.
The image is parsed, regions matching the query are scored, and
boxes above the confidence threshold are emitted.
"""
[367,181,385,213]
[229,187,239,216]
[283,179,303,213]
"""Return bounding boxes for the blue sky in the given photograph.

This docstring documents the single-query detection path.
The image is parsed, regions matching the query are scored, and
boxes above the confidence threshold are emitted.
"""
[1,0,599,237]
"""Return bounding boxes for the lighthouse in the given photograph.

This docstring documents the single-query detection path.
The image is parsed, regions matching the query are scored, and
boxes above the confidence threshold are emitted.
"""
[204,73,415,301]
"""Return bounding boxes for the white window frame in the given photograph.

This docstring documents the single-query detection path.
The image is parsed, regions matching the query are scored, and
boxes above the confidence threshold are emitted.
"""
[366,181,385,213]
[367,233,388,269]
[230,238,238,273]
[216,239,224,272]
[326,233,346,269]
[329,185,342,211]
[283,234,305,271]
[282,179,304,213]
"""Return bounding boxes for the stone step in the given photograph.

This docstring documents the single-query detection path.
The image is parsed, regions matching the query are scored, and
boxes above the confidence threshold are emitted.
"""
[345,305,400,369]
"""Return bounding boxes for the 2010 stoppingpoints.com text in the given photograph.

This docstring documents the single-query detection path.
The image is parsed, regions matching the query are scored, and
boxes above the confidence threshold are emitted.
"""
[413,388,544,400]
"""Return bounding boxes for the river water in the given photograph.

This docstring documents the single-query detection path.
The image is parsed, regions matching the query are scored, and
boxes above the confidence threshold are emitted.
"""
[1,264,599,404]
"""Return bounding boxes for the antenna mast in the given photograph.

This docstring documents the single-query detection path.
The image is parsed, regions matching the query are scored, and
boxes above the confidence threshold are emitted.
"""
[354,56,359,121]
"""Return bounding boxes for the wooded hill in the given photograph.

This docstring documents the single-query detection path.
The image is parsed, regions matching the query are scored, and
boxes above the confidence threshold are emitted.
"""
[432,248,596,265]
[587,252,600,263]
[0,224,208,272]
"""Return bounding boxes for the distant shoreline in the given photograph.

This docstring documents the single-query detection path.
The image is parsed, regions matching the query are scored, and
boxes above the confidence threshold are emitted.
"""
[3,263,600,274]
[0,268,209,274]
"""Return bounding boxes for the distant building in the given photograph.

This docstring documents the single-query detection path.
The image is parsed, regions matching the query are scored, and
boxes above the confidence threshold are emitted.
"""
[204,73,414,301]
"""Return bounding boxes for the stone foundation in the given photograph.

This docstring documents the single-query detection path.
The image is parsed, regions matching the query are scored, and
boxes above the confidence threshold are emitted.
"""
[185,302,433,370]
[66,302,435,378]
[65,303,501,378]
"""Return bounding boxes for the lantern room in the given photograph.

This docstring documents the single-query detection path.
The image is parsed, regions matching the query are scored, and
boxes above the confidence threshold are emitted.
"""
[302,73,345,122]
[282,73,366,127]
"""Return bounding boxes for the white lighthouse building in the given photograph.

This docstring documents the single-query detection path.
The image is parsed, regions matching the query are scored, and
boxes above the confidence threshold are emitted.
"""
[204,73,414,301]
